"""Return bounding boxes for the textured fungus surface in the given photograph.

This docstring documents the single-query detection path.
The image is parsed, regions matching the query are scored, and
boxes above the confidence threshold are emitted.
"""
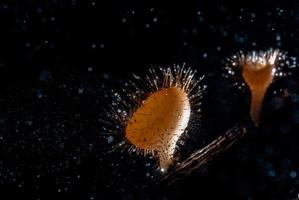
[125,87,191,171]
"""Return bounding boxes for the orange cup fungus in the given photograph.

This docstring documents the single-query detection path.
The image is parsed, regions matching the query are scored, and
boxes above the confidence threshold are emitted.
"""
[106,66,204,172]
[224,49,296,126]
[125,87,191,171]
[241,50,279,126]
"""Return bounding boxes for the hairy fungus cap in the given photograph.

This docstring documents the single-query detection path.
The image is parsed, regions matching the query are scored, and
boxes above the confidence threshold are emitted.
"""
[225,49,286,126]
[105,65,204,172]
[240,50,278,126]
[125,87,191,171]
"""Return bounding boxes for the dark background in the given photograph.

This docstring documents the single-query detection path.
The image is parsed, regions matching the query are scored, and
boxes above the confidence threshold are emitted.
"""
[1,0,299,199]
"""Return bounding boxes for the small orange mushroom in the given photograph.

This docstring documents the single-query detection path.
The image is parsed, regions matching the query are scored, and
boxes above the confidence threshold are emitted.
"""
[241,50,278,126]
[105,66,204,172]
[125,87,191,171]
[225,49,284,126]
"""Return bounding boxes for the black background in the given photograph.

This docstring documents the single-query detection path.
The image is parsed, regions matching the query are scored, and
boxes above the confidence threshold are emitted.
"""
[1,0,299,199]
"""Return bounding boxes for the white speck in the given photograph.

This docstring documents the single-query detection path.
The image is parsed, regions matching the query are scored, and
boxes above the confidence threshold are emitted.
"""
[121,17,127,23]
[276,35,281,41]
[277,8,284,16]
[290,171,297,178]
[78,88,84,94]
[37,7,43,13]
[88,67,93,72]
[271,68,276,76]
[107,136,114,144]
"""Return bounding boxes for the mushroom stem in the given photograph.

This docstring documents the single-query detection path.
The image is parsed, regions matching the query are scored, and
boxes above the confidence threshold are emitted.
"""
[250,87,267,126]
[158,151,173,172]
